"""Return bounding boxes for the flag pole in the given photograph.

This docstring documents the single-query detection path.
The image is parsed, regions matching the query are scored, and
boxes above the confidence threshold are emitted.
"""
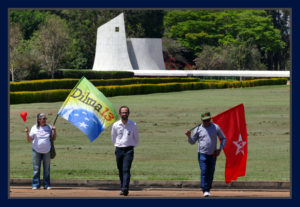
[53,114,59,126]
[189,123,201,132]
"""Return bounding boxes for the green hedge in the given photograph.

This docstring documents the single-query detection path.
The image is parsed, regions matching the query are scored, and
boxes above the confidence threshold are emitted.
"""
[10,77,201,92]
[56,69,134,79]
[24,69,134,80]
[11,78,81,92]
[10,78,287,104]
[10,89,71,104]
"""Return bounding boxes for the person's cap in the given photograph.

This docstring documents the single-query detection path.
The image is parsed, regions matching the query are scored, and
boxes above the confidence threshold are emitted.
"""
[38,113,47,119]
[201,112,211,120]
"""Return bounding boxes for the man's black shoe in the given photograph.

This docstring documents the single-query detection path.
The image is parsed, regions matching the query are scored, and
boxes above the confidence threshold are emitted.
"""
[120,190,128,196]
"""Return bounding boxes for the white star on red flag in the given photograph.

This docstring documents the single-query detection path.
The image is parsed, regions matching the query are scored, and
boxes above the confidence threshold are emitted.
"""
[233,134,247,155]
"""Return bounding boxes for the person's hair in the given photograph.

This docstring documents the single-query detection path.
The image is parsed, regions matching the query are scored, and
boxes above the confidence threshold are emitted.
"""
[36,113,47,127]
[119,106,130,114]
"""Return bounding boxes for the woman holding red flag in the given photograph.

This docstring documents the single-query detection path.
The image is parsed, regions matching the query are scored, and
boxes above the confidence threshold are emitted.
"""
[185,112,226,197]
[25,113,56,190]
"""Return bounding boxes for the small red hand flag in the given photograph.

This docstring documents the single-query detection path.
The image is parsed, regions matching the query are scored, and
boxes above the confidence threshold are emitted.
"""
[212,104,248,184]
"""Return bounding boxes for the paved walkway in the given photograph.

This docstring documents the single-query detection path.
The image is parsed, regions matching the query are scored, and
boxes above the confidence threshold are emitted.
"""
[9,179,290,198]
[10,178,290,189]
[9,186,290,198]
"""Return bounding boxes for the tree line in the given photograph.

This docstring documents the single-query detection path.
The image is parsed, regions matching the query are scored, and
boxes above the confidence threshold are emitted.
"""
[9,9,290,81]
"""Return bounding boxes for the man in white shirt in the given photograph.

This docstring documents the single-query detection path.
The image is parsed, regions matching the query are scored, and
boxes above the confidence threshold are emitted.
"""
[111,106,139,196]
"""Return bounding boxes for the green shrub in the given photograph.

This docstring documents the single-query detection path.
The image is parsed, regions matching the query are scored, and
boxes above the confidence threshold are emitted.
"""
[10,79,80,92]
[10,89,71,104]
[10,77,201,92]
[56,69,134,79]
[24,69,134,80]
[10,78,288,104]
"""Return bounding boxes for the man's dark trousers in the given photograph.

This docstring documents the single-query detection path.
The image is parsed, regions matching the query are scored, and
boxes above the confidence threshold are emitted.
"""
[115,146,134,193]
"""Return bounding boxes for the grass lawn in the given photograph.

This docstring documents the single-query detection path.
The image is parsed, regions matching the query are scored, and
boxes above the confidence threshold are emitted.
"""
[9,85,290,181]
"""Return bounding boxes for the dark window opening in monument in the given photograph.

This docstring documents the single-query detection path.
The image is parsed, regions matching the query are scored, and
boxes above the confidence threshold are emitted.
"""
[115,27,119,32]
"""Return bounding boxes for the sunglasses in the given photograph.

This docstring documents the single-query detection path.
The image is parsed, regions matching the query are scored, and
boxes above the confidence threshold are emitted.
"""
[203,119,211,123]
[39,118,47,120]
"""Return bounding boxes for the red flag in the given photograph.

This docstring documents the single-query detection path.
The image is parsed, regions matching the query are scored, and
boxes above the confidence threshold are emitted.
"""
[212,104,248,184]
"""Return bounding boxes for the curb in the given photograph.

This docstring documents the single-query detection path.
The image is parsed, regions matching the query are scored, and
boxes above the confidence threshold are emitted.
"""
[9,179,290,190]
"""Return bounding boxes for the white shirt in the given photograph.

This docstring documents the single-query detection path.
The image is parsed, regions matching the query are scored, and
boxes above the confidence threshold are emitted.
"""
[29,124,52,153]
[111,120,139,147]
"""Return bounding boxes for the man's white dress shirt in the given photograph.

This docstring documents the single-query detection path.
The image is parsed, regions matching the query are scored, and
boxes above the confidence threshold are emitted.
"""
[111,119,139,147]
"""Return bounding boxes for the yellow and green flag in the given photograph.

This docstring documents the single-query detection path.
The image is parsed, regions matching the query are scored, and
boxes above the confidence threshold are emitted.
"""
[58,77,118,142]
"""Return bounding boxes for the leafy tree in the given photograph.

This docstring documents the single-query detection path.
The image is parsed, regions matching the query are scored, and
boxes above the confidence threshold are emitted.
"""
[164,10,286,70]
[9,10,49,40]
[124,10,165,38]
[164,10,222,52]
[266,9,291,70]
[225,42,267,70]
[31,15,71,78]
[194,43,266,71]
[13,43,42,81]
[194,45,226,70]
[9,21,43,81]
[9,22,23,81]
[162,37,195,70]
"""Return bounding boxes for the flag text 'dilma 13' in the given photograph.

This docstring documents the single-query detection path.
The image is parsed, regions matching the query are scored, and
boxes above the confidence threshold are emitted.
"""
[212,104,248,184]
[58,77,118,142]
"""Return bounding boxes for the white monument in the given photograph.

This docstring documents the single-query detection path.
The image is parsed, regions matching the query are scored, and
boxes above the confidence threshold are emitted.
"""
[92,13,165,71]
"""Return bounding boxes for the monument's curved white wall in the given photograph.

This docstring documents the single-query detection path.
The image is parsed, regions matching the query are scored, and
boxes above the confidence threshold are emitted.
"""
[127,38,165,70]
[92,13,133,71]
[92,13,165,71]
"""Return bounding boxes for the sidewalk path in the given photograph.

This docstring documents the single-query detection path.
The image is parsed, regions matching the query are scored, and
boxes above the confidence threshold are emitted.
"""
[9,178,290,190]
[9,186,290,198]
[9,179,290,198]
